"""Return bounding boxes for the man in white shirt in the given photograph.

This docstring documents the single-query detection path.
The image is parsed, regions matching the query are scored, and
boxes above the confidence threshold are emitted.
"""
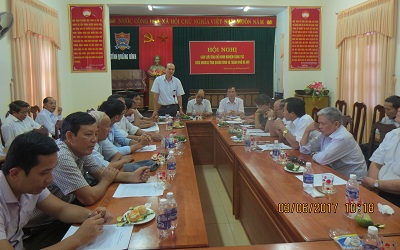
[300,107,367,180]
[381,95,400,127]
[187,89,212,117]
[151,63,185,117]
[362,107,400,207]
[1,100,48,148]
[125,93,156,129]
[35,97,62,136]
[270,97,315,149]
[218,86,244,116]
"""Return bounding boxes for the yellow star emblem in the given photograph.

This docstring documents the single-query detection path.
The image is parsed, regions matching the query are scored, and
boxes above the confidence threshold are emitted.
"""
[158,34,168,43]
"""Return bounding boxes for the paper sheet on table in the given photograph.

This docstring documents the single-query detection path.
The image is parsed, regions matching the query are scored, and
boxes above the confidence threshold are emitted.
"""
[62,224,132,250]
[136,145,157,152]
[257,143,292,151]
[240,124,254,128]
[250,132,271,136]
[113,183,163,198]
[247,129,264,133]
[295,174,347,187]
[141,124,160,132]
[226,120,243,124]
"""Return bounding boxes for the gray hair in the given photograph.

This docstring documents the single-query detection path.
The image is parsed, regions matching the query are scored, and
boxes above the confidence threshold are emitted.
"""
[317,107,343,125]
[88,110,108,125]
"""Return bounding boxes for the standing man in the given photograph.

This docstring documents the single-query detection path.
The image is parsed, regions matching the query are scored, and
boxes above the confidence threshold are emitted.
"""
[35,97,63,136]
[300,107,367,180]
[151,63,185,117]
[218,86,244,116]
[1,100,48,148]
[0,131,112,250]
[270,97,315,149]
[186,89,213,117]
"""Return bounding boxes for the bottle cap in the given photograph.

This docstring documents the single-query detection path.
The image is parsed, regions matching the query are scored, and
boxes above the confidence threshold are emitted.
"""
[367,226,378,235]
[160,198,167,205]
[306,162,312,167]
[350,174,357,180]
[167,192,173,198]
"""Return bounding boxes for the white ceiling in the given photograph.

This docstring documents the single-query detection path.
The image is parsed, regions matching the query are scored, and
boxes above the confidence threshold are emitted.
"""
[109,5,285,16]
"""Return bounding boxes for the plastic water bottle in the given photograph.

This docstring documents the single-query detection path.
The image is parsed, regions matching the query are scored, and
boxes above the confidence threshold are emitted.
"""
[303,162,314,191]
[166,192,178,231]
[242,127,247,137]
[244,135,251,152]
[251,137,257,151]
[272,140,281,162]
[175,111,180,122]
[169,134,175,149]
[157,198,171,239]
[167,150,177,180]
[192,110,196,120]
[166,114,172,131]
[362,226,382,249]
[346,174,359,218]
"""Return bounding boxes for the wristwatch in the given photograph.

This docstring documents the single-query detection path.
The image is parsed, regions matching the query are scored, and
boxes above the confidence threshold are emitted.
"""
[282,129,289,137]
[268,117,274,121]
[374,179,380,189]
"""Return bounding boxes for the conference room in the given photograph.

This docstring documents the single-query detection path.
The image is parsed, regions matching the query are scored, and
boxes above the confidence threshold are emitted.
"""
[0,0,400,249]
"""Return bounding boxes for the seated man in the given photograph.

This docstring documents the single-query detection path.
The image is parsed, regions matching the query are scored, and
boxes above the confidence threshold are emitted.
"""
[269,97,315,149]
[89,110,134,169]
[26,112,150,238]
[126,93,157,128]
[186,89,212,117]
[264,99,289,132]
[218,86,244,116]
[362,107,400,207]
[2,100,48,148]
[0,131,112,250]
[240,94,271,129]
[300,107,367,180]
[35,97,63,136]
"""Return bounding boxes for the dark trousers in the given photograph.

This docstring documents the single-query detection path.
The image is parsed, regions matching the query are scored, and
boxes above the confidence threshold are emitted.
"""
[158,104,179,117]
[23,220,71,250]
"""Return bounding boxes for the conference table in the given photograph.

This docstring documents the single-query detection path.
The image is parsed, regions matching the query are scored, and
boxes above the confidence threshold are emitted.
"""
[88,116,400,249]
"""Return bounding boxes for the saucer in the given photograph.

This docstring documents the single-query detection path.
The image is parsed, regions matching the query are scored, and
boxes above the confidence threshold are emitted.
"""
[317,186,337,194]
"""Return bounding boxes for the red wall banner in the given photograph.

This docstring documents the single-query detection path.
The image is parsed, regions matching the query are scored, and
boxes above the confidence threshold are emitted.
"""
[69,5,106,72]
[189,41,255,75]
[289,7,321,70]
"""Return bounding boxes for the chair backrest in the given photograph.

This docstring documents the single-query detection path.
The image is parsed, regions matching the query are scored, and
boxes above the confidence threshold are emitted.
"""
[351,102,367,144]
[0,118,5,147]
[311,107,322,122]
[30,105,40,120]
[54,120,63,140]
[335,100,348,115]
[367,122,396,165]
[372,104,385,126]
[342,115,354,133]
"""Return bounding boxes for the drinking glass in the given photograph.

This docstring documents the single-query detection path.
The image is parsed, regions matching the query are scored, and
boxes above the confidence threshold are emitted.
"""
[322,173,335,194]
[156,166,171,190]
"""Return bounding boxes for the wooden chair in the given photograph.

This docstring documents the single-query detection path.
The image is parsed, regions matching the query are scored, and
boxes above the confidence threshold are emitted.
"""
[311,107,322,122]
[335,100,348,115]
[367,122,396,165]
[342,115,354,133]
[30,105,40,120]
[54,120,63,140]
[371,104,385,125]
[351,102,367,144]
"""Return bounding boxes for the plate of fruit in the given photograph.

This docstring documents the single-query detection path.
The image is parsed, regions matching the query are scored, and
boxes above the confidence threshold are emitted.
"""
[174,135,187,142]
[218,121,229,127]
[284,162,304,173]
[117,204,155,226]
[173,121,185,128]
[181,114,191,120]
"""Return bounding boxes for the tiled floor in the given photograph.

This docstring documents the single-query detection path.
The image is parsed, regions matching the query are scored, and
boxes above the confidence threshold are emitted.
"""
[195,165,250,247]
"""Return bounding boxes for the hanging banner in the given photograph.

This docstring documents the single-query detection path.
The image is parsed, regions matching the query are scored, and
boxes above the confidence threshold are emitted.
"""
[110,26,139,69]
[110,16,276,27]
[69,5,106,72]
[189,41,255,75]
[289,6,321,70]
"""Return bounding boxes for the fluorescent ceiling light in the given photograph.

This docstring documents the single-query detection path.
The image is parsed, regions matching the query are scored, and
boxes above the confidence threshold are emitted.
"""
[148,5,153,11]
[243,6,250,12]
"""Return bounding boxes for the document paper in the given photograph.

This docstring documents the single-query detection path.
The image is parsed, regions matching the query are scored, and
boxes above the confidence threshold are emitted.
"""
[62,224,132,250]
[113,183,163,198]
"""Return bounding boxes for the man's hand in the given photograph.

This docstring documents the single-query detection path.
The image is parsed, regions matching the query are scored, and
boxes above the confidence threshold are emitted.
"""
[99,166,119,184]
[89,207,113,224]
[139,134,151,146]
[150,133,162,141]
[75,212,104,245]
[121,155,133,164]
[273,119,286,131]
[152,111,158,118]
[34,125,49,135]
[305,122,319,133]
[131,166,151,183]
[361,176,376,190]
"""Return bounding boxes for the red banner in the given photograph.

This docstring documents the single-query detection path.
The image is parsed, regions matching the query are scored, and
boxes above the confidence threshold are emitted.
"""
[289,7,321,70]
[189,41,255,75]
[69,5,106,72]
[110,16,276,27]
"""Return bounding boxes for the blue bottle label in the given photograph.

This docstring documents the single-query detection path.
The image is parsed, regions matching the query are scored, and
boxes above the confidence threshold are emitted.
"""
[272,149,280,156]
[167,162,176,170]
[244,139,251,147]
[303,174,314,184]
[157,213,171,230]
[170,207,177,221]
[346,188,359,200]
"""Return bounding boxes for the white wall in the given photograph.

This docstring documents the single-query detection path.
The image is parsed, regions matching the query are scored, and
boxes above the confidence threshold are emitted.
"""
[1,0,398,117]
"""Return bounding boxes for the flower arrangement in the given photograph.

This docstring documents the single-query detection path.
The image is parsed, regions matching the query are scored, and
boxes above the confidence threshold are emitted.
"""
[147,68,165,78]
[304,81,328,100]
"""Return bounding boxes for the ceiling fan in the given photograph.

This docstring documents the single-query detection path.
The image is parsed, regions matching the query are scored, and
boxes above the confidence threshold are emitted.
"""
[0,12,14,40]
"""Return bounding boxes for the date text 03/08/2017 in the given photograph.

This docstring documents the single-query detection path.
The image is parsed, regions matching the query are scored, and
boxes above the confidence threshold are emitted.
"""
[277,202,338,213]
